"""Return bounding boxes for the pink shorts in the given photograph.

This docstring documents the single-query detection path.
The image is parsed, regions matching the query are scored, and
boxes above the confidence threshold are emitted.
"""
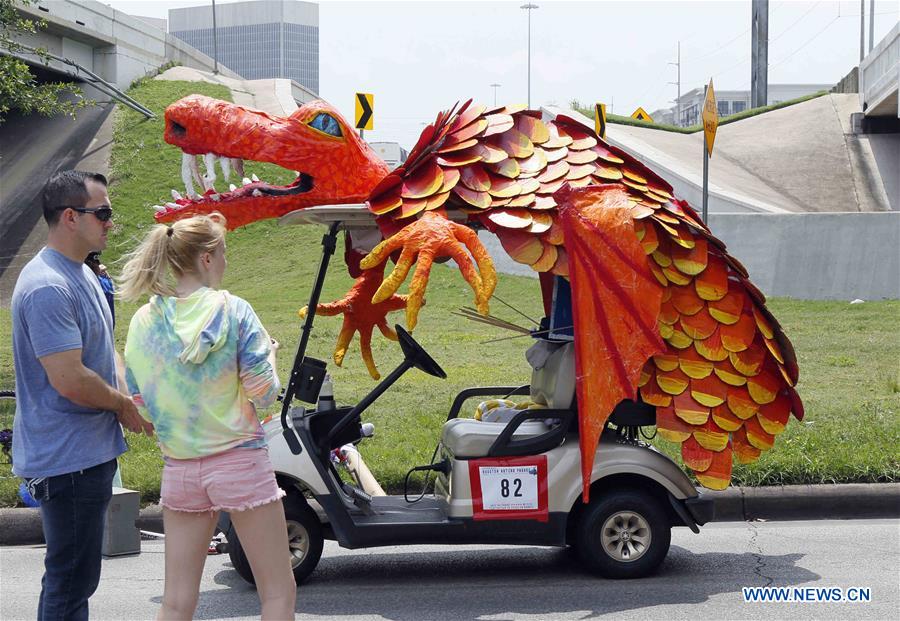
[160,446,285,513]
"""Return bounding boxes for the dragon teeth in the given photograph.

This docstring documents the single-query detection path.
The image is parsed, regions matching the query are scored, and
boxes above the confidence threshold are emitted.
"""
[251,173,260,182]
[171,189,182,200]
[203,153,217,188]
[188,154,203,186]
[232,158,245,178]
[153,205,166,213]
[229,183,237,192]
[165,202,180,209]
[181,153,197,198]
[251,189,262,197]
[242,177,252,186]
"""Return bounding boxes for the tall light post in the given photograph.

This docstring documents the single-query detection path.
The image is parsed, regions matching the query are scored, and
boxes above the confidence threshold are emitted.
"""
[520,3,538,108]
[211,0,219,74]
[490,83,501,106]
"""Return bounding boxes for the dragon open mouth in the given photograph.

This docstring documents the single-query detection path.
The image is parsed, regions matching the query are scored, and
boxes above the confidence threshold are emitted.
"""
[153,147,315,220]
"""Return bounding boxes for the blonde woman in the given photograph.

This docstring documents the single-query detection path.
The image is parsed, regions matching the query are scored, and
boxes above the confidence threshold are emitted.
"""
[120,213,295,620]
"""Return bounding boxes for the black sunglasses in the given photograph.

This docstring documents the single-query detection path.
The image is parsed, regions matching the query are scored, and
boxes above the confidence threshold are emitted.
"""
[54,206,114,222]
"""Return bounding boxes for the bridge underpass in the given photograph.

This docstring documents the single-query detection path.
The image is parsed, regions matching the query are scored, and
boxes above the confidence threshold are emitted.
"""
[0,63,115,306]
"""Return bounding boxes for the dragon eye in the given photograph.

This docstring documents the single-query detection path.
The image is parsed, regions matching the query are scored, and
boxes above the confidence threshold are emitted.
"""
[309,113,342,138]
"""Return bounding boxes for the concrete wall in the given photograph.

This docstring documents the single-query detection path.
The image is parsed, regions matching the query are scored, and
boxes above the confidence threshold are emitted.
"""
[868,134,900,211]
[706,212,899,300]
[832,67,859,94]
[478,212,900,301]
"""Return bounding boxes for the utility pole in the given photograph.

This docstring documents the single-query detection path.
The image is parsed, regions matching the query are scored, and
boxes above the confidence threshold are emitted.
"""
[859,0,865,61]
[521,3,539,108]
[869,0,875,53]
[211,0,219,74]
[490,83,501,106]
[668,41,681,126]
[751,0,768,108]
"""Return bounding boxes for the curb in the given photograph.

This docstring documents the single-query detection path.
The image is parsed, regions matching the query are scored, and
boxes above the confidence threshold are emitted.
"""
[0,505,165,547]
[704,483,900,522]
[1,483,898,546]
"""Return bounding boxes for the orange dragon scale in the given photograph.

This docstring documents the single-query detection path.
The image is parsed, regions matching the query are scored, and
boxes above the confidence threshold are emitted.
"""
[158,95,802,494]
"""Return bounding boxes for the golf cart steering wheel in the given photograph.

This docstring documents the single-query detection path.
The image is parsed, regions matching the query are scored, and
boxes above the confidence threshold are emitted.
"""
[396,325,447,379]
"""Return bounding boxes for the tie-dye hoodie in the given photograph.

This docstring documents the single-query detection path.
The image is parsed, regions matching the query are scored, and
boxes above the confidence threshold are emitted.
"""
[124,288,280,459]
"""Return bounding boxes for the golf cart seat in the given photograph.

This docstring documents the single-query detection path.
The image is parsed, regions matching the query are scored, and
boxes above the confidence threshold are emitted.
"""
[442,340,576,459]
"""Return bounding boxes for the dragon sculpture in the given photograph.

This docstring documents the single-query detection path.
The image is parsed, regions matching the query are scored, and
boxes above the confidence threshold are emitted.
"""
[156,94,802,495]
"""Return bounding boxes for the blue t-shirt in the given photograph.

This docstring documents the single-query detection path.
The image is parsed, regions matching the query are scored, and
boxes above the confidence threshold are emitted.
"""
[11,247,127,478]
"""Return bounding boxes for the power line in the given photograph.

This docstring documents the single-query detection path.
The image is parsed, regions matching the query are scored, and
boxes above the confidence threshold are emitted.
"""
[713,56,749,79]
[683,28,750,62]
[770,14,841,68]
[770,1,821,42]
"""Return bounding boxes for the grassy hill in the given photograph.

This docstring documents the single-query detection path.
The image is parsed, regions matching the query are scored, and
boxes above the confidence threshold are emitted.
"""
[0,80,897,505]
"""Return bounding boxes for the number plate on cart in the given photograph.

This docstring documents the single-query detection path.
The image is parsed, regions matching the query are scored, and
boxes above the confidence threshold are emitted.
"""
[468,456,548,521]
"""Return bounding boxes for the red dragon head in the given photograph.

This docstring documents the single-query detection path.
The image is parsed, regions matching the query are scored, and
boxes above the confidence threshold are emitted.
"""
[158,95,391,229]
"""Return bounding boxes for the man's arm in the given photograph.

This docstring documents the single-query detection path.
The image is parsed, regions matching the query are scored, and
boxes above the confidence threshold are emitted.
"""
[39,349,153,436]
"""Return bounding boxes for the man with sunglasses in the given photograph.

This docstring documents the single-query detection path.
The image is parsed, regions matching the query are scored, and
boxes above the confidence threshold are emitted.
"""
[10,170,153,621]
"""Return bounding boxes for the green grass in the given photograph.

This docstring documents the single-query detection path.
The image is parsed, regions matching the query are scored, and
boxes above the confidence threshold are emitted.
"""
[0,80,897,506]
[575,90,830,135]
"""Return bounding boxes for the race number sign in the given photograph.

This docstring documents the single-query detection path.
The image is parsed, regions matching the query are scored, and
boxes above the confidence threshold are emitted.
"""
[469,455,548,521]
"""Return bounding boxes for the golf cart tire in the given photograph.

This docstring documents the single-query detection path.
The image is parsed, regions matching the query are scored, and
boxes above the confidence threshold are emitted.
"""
[227,492,324,586]
[575,489,671,579]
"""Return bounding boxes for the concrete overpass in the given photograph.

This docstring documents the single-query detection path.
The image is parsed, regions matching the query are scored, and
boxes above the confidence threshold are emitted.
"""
[860,22,899,118]
[10,0,240,89]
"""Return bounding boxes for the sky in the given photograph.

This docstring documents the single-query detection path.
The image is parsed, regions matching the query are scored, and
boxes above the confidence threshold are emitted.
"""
[104,0,899,149]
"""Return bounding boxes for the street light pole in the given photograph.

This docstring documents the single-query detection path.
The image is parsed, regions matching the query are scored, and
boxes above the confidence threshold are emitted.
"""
[490,83,501,106]
[520,3,538,108]
[211,0,219,74]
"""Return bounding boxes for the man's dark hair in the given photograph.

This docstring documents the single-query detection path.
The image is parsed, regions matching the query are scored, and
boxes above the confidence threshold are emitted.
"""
[42,170,108,226]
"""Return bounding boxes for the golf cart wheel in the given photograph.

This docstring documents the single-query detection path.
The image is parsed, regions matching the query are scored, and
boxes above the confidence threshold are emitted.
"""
[575,489,670,579]
[227,492,324,586]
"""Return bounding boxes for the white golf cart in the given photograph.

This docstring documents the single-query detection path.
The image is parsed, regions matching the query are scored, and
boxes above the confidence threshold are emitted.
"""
[219,206,714,584]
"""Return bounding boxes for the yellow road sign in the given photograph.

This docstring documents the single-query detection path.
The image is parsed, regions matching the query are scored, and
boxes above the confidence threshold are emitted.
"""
[631,107,653,123]
[355,93,374,130]
[702,79,718,156]
[594,103,607,139]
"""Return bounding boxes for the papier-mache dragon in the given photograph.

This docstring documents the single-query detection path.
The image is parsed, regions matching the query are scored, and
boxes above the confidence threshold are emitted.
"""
[155,94,802,495]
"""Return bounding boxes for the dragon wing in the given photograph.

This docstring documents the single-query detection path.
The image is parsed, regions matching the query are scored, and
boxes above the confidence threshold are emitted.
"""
[367,102,802,492]
[556,184,667,501]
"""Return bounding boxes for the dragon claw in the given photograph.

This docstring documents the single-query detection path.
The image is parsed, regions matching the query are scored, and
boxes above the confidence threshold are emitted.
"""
[300,266,408,380]
[361,211,496,330]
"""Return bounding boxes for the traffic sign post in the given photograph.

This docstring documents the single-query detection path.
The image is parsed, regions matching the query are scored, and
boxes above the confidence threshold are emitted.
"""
[700,79,718,223]
[355,92,374,139]
[594,103,607,139]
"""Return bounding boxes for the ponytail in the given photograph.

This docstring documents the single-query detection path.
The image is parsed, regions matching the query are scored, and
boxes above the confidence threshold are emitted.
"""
[117,213,227,302]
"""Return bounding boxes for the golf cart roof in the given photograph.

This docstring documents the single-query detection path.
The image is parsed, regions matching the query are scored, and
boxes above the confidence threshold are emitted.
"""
[278,204,473,230]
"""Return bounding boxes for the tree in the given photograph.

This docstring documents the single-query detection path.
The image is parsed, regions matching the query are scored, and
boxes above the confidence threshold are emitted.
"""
[0,0,89,123]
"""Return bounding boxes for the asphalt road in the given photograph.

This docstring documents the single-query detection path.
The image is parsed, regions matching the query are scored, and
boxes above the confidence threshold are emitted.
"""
[1,519,897,620]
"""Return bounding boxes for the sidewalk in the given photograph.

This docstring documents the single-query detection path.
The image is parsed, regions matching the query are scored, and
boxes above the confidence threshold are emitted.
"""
[1,483,897,546]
